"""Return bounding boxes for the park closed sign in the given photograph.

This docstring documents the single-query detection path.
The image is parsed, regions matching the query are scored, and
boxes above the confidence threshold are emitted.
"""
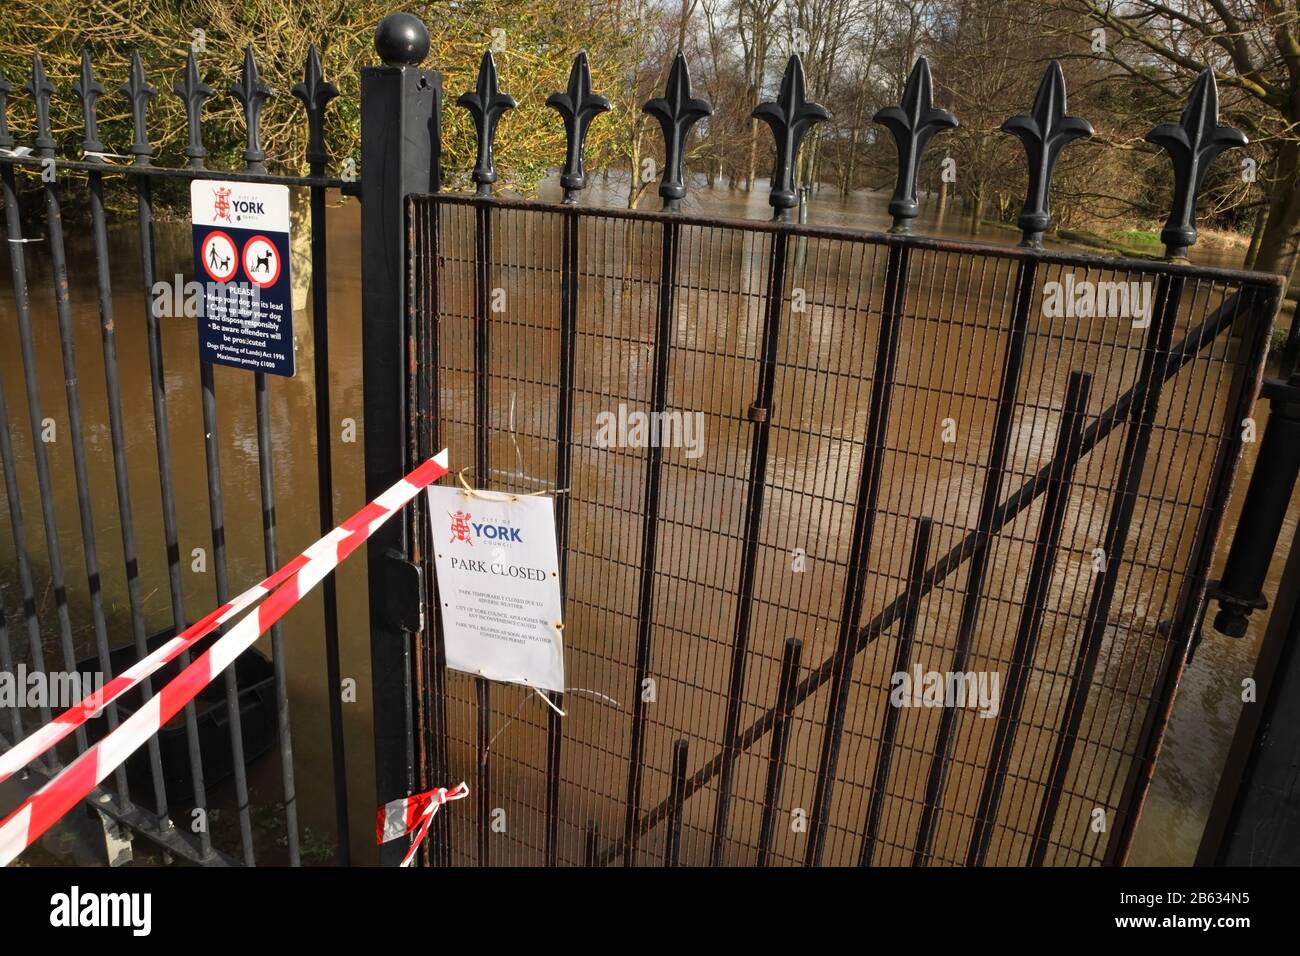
[427,486,565,692]
[191,180,295,376]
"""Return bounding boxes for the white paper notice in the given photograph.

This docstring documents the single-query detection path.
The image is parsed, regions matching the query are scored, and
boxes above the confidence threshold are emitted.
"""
[427,486,565,692]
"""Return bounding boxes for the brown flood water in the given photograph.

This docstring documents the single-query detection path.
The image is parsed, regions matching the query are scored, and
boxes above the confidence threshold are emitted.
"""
[0,175,1292,865]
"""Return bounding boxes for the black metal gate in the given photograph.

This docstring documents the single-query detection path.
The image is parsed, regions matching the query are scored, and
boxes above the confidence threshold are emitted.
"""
[403,53,1282,867]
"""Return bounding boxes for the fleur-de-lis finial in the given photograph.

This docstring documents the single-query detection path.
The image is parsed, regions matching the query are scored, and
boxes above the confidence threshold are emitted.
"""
[120,50,156,165]
[1001,62,1092,247]
[291,44,338,173]
[231,47,273,172]
[173,49,212,169]
[546,52,610,203]
[0,71,13,150]
[873,57,957,233]
[752,55,830,221]
[72,48,106,160]
[1146,68,1247,259]
[458,50,516,197]
[642,52,712,212]
[25,54,57,158]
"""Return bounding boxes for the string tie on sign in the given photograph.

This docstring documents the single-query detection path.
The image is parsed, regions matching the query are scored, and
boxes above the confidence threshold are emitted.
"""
[454,466,568,502]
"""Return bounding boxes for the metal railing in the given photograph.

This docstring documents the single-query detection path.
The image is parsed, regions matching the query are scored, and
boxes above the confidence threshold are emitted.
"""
[0,39,350,865]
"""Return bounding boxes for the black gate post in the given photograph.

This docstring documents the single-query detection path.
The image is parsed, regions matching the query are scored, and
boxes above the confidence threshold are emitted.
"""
[1197,519,1300,864]
[1196,317,1300,865]
[360,11,442,866]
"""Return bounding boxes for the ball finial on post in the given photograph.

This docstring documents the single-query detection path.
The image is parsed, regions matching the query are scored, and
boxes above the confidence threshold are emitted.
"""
[375,13,430,67]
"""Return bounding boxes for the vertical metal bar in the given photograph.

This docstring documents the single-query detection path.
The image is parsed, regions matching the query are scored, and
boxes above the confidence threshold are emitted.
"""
[547,206,579,866]
[584,819,599,867]
[1027,272,1184,866]
[664,739,688,867]
[1105,287,1276,865]
[966,371,1091,866]
[1,165,77,759]
[804,242,912,866]
[710,227,788,864]
[406,198,431,865]
[134,172,212,859]
[0,608,18,741]
[622,217,681,866]
[476,679,491,865]
[198,362,255,864]
[756,636,802,867]
[912,258,1036,865]
[0,333,42,742]
[418,198,452,867]
[306,160,346,872]
[544,693,562,866]
[40,165,125,791]
[292,42,348,853]
[359,41,441,866]
[406,203,432,866]
[88,164,165,812]
[859,516,932,866]
[0,355,38,747]
[474,206,492,479]
[472,198,493,867]
[253,371,299,866]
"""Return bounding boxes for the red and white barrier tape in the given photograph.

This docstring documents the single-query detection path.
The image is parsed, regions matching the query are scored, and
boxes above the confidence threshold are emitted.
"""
[0,451,449,867]
[0,448,457,784]
[376,781,469,867]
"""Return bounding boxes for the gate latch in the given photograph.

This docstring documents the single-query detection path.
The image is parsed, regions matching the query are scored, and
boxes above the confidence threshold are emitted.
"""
[382,549,424,634]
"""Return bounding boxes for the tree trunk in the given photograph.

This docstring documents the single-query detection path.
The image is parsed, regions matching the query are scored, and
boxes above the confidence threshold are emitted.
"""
[746,118,759,192]
[628,130,642,209]
[841,128,859,197]
[1253,135,1300,293]
[968,187,984,237]
[1245,209,1267,269]
[936,178,949,220]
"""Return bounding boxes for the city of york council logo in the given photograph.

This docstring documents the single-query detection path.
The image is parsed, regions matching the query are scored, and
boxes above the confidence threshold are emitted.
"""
[212,186,233,223]
[449,510,473,545]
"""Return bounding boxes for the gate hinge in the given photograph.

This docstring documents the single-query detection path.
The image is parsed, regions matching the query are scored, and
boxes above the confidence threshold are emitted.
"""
[382,549,423,633]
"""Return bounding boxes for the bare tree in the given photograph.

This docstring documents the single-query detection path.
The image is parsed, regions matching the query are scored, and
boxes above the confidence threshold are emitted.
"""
[1055,0,1300,282]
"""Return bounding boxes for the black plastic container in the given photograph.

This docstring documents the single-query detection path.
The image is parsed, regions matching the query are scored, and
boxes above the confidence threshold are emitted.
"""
[75,630,277,802]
